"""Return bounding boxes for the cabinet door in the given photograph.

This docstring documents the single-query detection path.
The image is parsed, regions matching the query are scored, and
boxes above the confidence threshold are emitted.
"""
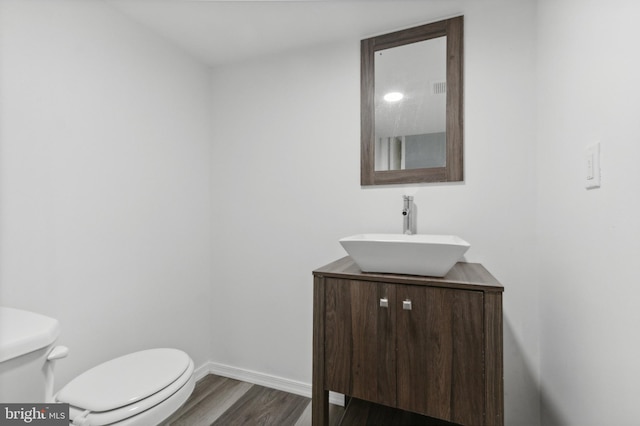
[396,285,485,425]
[324,279,396,406]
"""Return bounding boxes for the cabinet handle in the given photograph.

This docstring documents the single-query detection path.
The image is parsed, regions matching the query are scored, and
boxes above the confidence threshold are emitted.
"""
[380,298,389,308]
[403,299,412,310]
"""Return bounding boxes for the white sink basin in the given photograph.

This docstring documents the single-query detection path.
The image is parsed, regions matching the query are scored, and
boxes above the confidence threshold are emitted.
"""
[339,234,470,277]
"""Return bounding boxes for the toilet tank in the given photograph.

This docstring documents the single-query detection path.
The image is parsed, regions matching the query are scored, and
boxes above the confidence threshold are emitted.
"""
[0,307,60,403]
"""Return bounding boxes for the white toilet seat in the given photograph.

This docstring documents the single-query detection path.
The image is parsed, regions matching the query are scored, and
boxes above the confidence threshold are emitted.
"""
[56,348,194,426]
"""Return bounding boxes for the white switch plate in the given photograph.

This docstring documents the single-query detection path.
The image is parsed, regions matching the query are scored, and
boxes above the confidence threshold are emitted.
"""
[585,142,601,189]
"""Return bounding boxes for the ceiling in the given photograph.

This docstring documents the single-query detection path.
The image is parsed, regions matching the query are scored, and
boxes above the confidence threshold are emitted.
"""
[106,0,462,68]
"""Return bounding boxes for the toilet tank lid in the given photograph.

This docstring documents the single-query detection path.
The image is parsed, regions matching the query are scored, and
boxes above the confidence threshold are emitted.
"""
[0,307,60,363]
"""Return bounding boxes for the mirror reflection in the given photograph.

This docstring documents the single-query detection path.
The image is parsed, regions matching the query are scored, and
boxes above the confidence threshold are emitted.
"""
[374,36,446,171]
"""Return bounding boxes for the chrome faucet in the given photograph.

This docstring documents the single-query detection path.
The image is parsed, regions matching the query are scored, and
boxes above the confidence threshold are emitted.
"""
[402,195,416,235]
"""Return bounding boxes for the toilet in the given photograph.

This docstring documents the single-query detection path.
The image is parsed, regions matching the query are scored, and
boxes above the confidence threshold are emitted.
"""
[0,307,195,425]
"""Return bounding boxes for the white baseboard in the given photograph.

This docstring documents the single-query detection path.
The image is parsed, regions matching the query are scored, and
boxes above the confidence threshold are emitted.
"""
[195,361,344,406]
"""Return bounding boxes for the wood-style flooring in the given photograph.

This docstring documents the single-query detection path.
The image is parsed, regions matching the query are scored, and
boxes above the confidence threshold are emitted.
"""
[162,374,343,426]
[163,374,458,426]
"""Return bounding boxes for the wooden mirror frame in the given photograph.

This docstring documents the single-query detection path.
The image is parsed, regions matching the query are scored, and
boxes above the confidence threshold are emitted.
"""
[361,16,463,185]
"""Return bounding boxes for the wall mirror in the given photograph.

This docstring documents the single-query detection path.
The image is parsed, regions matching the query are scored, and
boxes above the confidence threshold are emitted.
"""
[361,16,463,185]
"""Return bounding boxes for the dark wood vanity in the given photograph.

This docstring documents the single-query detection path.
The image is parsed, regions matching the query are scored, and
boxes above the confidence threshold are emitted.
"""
[312,257,504,426]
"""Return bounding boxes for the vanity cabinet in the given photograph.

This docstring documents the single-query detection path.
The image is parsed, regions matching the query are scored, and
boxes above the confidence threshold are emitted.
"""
[313,257,503,426]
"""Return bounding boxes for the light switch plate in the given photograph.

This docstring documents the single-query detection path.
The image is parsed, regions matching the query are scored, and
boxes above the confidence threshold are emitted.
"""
[585,142,601,189]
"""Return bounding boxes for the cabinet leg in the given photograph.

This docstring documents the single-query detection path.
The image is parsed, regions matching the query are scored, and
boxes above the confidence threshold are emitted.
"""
[311,389,329,426]
[313,276,329,425]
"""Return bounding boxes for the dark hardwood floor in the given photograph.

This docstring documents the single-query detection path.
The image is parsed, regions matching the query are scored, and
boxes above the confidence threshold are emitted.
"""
[163,374,343,426]
[163,374,458,426]
[340,399,460,426]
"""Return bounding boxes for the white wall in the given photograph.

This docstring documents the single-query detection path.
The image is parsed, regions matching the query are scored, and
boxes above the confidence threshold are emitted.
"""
[537,1,640,424]
[209,1,540,424]
[0,0,213,390]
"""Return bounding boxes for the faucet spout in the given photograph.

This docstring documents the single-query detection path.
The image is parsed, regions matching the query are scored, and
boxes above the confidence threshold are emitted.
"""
[402,195,415,235]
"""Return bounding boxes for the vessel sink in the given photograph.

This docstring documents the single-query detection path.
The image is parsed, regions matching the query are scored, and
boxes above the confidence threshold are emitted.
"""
[339,234,470,277]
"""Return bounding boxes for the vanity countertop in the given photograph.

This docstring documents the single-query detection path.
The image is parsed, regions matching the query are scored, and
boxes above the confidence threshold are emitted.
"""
[313,256,503,293]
